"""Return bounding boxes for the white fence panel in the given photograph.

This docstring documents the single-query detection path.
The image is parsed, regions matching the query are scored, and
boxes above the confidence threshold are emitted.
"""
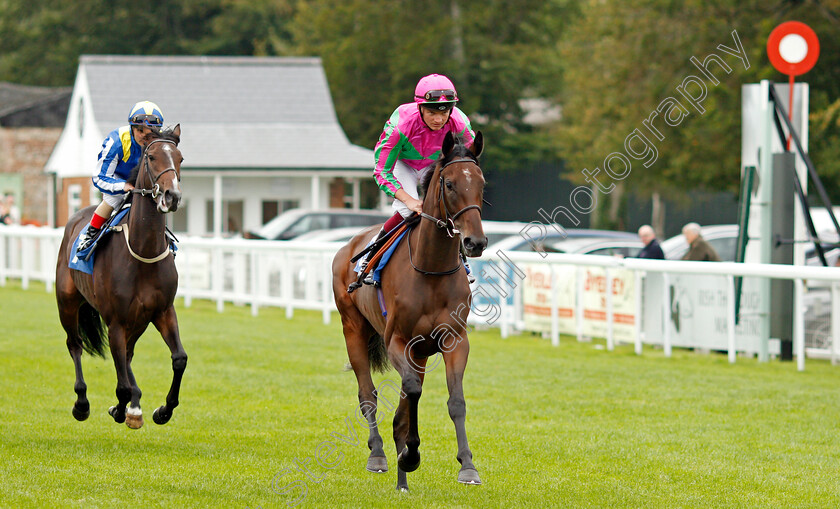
[4,225,840,370]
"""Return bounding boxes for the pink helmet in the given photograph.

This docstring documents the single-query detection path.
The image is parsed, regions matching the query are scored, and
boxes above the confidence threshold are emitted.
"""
[414,74,458,110]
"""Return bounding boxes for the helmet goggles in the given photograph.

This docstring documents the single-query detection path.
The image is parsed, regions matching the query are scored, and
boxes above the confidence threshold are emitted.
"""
[129,113,163,130]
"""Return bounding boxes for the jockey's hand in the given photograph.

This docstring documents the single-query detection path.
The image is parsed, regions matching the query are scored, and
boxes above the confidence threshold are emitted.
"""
[124,183,135,192]
[406,197,423,215]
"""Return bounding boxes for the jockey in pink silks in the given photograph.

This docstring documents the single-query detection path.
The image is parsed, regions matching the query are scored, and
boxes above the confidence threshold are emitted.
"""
[354,74,476,289]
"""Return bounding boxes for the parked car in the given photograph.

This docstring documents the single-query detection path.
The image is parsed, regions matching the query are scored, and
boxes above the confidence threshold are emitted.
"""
[661,224,739,261]
[488,227,638,254]
[292,226,369,244]
[244,208,391,241]
[542,237,644,257]
[480,221,532,248]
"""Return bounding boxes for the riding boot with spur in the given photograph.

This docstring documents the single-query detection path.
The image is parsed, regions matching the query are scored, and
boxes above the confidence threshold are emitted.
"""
[77,223,101,252]
[347,228,387,293]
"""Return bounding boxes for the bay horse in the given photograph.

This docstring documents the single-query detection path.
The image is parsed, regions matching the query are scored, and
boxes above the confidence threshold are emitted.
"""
[55,125,186,429]
[332,131,487,491]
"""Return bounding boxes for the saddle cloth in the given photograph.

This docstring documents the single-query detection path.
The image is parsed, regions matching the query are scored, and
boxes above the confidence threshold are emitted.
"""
[69,207,132,274]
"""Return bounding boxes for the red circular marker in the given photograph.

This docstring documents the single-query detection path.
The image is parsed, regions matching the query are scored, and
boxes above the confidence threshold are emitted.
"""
[767,21,819,76]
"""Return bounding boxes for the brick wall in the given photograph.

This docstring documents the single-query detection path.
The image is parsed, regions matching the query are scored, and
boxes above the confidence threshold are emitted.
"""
[0,127,61,225]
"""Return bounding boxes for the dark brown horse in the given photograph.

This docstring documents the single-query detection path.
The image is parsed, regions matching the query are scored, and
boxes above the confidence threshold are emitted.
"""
[55,125,186,429]
[332,131,487,491]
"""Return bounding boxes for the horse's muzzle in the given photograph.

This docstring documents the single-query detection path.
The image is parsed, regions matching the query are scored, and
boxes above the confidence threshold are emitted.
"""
[462,235,487,257]
[158,188,182,213]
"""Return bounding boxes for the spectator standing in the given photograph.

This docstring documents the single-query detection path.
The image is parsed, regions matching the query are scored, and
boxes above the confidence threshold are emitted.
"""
[681,222,721,261]
[636,224,665,259]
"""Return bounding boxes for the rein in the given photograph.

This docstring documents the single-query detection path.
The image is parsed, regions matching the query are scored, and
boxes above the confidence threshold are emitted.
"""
[131,139,179,200]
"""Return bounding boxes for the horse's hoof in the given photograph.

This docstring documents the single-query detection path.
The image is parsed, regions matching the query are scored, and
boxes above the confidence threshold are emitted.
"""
[108,406,126,424]
[457,468,482,485]
[125,408,143,429]
[72,405,90,421]
[397,448,420,473]
[366,456,388,473]
[152,406,171,425]
[396,484,409,493]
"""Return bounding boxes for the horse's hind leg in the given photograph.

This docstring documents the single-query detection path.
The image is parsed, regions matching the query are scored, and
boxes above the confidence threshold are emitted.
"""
[339,306,388,473]
[151,306,187,425]
[56,281,90,421]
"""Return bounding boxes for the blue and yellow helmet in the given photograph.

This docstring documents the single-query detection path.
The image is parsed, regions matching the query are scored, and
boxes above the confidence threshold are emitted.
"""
[128,101,164,128]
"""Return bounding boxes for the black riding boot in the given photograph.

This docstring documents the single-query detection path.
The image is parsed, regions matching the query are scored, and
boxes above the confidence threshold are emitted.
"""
[347,228,387,293]
[77,223,101,252]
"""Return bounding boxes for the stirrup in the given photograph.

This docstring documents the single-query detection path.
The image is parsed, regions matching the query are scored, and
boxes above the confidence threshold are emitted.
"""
[363,272,380,287]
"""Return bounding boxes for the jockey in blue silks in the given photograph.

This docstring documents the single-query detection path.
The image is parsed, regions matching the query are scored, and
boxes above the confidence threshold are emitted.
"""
[77,101,164,251]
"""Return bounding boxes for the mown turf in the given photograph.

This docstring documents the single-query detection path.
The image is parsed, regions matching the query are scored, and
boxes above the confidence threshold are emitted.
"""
[1,280,839,508]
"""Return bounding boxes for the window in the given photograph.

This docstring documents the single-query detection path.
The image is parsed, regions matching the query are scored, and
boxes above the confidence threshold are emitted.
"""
[68,184,82,216]
[88,185,100,207]
[262,199,300,225]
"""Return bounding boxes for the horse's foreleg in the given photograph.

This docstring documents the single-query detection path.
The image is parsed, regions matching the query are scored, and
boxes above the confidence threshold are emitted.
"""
[443,344,481,485]
[107,326,131,425]
[124,345,144,429]
[152,306,187,425]
[390,342,426,491]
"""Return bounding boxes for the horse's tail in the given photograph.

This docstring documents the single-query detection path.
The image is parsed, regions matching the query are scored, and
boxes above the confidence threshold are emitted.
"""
[77,302,108,358]
[368,333,390,373]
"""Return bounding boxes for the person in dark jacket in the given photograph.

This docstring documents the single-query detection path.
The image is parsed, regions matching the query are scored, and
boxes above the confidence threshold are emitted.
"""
[681,222,721,261]
[636,224,665,259]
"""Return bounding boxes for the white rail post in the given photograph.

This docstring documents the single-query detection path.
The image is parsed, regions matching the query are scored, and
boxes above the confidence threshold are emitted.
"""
[663,272,671,358]
[727,275,736,364]
[794,277,805,372]
[606,267,614,351]
[634,270,643,355]
[832,282,840,366]
[250,250,259,317]
[322,251,331,325]
[550,264,559,347]
[0,232,6,286]
[576,266,584,342]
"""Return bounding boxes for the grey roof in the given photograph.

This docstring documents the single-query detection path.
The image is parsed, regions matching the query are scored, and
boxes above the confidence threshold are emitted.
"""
[0,82,72,127]
[80,55,372,169]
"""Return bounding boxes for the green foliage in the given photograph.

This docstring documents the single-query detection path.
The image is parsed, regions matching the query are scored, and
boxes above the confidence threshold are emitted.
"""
[1,0,839,196]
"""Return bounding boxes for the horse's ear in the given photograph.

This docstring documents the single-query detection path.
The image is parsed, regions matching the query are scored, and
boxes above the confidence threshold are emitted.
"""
[172,123,181,142]
[442,131,456,156]
[469,131,483,158]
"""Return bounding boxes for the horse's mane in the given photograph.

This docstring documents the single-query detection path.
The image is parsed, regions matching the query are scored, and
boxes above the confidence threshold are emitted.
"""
[419,137,478,197]
[127,128,181,186]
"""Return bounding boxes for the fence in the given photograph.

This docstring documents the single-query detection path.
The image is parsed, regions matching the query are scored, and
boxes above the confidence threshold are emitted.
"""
[3,224,840,371]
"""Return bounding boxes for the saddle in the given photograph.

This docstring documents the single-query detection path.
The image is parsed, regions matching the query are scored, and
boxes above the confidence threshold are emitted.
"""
[347,215,420,293]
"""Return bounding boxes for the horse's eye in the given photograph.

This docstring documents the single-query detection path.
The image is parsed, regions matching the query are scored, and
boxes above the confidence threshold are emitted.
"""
[148,155,155,161]
[445,181,453,190]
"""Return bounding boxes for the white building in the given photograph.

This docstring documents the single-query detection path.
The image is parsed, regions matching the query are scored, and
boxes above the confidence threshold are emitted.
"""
[45,55,381,235]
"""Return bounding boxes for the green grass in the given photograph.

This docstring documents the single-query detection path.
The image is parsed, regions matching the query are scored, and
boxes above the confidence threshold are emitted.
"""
[2,280,840,508]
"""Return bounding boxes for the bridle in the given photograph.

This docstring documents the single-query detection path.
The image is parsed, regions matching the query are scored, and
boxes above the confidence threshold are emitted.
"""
[131,138,180,200]
[417,157,483,238]
[410,157,483,276]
